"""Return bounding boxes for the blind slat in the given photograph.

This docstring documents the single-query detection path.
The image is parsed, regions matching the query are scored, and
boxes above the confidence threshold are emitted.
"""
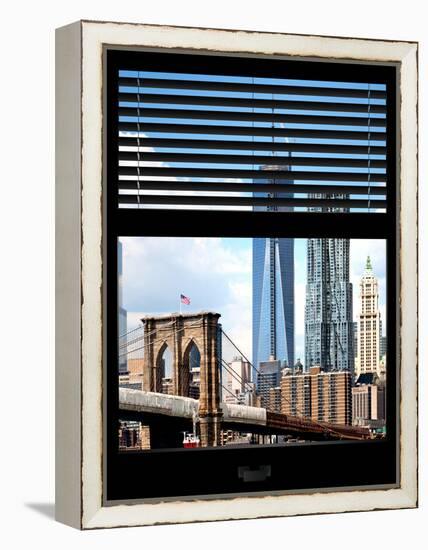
[118,92,386,114]
[118,106,386,128]
[118,77,387,100]
[118,122,385,141]
[118,194,387,209]
[118,151,386,169]
[118,137,387,155]
[118,179,386,195]
[118,166,386,182]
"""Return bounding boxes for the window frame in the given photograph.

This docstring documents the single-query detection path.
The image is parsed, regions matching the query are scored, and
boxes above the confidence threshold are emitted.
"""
[55,20,418,529]
[106,47,398,503]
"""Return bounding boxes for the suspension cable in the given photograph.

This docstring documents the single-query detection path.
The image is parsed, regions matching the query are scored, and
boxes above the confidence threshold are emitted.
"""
[221,359,254,395]
[118,319,206,357]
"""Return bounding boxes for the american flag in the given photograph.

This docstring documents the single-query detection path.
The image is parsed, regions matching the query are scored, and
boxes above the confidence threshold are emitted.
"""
[180,293,191,305]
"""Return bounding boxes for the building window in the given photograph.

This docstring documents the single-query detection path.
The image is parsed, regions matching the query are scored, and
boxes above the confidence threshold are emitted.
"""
[103,43,402,503]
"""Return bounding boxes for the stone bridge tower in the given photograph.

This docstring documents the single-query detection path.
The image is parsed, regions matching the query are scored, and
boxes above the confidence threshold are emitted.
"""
[141,311,222,447]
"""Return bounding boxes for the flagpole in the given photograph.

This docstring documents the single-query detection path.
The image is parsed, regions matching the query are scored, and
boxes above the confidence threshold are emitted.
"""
[179,295,182,315]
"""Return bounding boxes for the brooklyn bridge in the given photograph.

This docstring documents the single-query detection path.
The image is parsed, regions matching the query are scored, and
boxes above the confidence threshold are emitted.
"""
[118,311,371,449]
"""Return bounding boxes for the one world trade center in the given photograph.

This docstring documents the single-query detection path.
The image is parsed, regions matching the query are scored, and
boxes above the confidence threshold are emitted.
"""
[252,164,295,374]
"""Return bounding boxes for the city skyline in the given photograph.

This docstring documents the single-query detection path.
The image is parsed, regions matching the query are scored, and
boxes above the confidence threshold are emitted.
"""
[120,237,386,366]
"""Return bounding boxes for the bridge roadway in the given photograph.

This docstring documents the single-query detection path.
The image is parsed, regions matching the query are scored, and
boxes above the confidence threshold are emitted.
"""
[119,388,371,442]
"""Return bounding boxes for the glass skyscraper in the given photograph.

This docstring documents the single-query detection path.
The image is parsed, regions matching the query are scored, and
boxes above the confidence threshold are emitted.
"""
[304,238,353,372]
[253,238,294,373]
[252,164,295,378]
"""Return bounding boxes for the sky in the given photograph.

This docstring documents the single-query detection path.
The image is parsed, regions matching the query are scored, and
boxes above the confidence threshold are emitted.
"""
[121,237,386,363]
[118,70,387,213]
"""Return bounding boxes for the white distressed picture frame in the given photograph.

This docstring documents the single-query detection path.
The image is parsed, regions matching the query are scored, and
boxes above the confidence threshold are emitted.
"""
[55,20,418,529]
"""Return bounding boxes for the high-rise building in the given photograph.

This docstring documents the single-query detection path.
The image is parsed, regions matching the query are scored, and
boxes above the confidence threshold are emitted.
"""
[256,358,283,409]
[305,239,353,371]
[268,386,282,413]
[310,367,352,425]
[352,373,385,428]
[223,357,252,404]
[281,366,352,425]
[253,165,294,375]
[353,321,358,360]
[253,238,294,371]
[356,256,382,377]
[281,369,312,418]
[118,240,128,375]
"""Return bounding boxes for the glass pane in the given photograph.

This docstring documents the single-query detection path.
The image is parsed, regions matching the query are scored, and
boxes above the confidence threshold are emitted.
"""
[118,236,387,450]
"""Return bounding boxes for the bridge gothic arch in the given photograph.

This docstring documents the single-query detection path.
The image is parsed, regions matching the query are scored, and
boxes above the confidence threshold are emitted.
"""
[182,338,201,399]
[155,342,174,394]
[142,311,223,446]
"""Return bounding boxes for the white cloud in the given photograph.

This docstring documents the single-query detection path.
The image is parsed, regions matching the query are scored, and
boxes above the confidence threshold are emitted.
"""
[221,280,252,361]
[126,311,145,332]
[121,237,252,358]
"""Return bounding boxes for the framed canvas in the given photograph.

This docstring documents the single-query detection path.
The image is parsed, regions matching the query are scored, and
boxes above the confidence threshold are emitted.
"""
[55,20,418,529]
